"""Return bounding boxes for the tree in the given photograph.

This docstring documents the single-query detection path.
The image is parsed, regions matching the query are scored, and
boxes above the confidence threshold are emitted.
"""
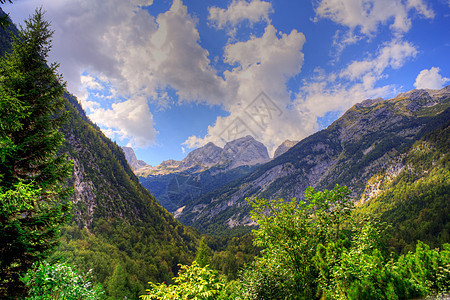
[107,263,128,299]
[0,8,72,297]
[241,185,353,299]
[195,238,211,268]
[240,185,450,300]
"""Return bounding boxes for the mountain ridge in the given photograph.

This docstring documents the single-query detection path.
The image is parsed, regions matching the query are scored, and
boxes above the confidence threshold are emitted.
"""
[135,135,270,177]
[174,86,450,235]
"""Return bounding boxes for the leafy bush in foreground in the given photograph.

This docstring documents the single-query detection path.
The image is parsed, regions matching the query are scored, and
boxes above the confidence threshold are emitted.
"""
[22,261,104,299]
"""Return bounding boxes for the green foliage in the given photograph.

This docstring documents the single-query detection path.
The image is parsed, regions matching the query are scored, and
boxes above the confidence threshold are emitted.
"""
[207,233,260,280]
[239,185,450,300]
[195,238,211,268]
[22,261,104,299]
[140,261,225,300]
[52,219,199,299]
[0,182,70,296]
[323,237,450,300]
[0,8,72,297]
[240,185,353,299]
[106,264,127,299]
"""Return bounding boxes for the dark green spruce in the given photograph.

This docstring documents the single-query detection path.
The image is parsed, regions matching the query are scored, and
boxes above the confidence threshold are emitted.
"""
[0,8,72,298]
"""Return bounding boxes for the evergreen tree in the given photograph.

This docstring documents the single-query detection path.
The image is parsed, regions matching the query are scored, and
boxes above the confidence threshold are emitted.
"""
[107,263,128,299]
[0,8,72,298]
[195,238,211,267]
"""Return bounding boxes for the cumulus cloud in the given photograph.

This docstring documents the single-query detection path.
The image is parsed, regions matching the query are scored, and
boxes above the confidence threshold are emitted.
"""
[184,24,306,155]
[314,0,434,48]
[89,96,157,147]
[414,67,450,89]
[340,39,418,81]
[208,0,273,32]
[4,0,432,156]
[80,75,102,91]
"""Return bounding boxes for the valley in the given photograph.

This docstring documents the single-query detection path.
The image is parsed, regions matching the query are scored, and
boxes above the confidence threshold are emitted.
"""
[1,4,449,299]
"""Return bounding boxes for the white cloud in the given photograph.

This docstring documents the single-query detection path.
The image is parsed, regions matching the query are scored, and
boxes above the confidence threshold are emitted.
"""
[208,0,273,31]
[340,39,418,81]
[80,75,102,91]
[414,67,450,89]
[185,37,417,156]
[314,0,434,47]
[4,0,432,156]
[89,96,157,147]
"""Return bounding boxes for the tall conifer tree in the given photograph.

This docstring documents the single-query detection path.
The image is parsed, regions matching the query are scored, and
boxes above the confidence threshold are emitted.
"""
[0,8,72,297]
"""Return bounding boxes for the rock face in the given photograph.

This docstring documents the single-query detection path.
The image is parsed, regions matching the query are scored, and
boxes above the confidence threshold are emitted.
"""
[175,86,450,234]
[136,135,270,214]
[122,146,148,171]
[220,135,270,168]
[179,142,223,170]
[273,140,298,158]
[136,136,270,178]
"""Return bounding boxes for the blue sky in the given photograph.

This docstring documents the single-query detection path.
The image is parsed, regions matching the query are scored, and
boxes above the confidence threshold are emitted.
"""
[3,0,450,166]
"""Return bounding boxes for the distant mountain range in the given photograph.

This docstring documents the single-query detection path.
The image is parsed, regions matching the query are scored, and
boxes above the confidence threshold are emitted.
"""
[124,86,450,235]
[126,135,278,213]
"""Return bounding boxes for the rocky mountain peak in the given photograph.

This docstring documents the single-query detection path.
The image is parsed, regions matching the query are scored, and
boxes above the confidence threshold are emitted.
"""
[273,139,298,158]
[220,135,270,168]
[179,142,223,169]
[121,146,148,171]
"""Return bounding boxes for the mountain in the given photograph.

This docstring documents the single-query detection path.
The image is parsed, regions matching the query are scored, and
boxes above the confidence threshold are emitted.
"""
[136,135,270,177]
[135,135,270,214]
[219,135,270,169]
[179,142,223,170]
[175,86,450,235]
[0,10,18,56]
[121,146,148,171]
[273,139,298,158]
[58,93,201,297]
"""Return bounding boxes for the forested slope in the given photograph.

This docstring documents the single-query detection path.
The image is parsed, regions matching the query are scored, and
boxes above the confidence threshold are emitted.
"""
[357,121,450,253]
[55,94,201,298]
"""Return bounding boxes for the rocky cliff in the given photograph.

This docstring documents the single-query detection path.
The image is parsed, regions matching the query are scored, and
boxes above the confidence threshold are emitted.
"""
[121,146,148,171]
[273,140,298,158]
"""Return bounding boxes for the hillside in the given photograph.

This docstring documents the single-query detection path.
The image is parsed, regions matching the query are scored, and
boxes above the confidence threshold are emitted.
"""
[175,87,450,235]
[55,93,201,298]
[356,121,450,253]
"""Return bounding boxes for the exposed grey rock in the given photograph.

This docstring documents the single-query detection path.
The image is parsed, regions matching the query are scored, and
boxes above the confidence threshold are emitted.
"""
[122,146,148,171]
[274,139,298,158]
[179,142,223,170]
[137,136,270,177]
[219,135,270,168]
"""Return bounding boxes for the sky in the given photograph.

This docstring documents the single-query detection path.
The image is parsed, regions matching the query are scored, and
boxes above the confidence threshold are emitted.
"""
[3,0,450,166]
